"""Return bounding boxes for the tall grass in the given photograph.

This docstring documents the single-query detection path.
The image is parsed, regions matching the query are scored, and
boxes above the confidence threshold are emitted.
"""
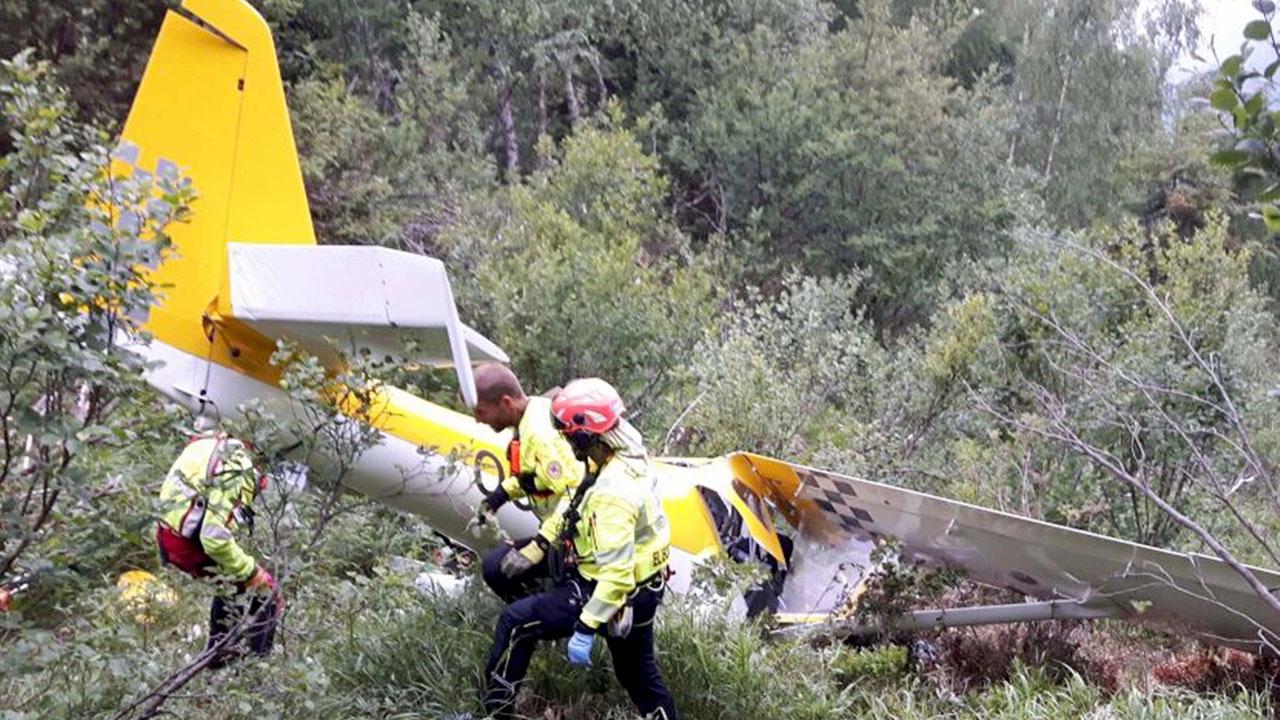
[4,547,1276,719]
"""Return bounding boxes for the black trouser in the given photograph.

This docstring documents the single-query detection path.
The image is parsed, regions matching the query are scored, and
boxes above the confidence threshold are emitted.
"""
[482,576,677,720]
[481,537,551,603]
[206,590,278,667]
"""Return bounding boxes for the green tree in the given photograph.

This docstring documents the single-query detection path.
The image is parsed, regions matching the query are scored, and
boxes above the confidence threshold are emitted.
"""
[998,0,1198,226]
[665,1,1024,330]
[0,0,166,130]
[962,221,1279,552]
[671,273,885,459]
[1203,1,1280,303]
[447,113,718,424]
[0,52,192,585]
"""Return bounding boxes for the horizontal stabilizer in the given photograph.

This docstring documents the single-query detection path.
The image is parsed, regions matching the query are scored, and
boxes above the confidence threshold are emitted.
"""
[224,243,507,405]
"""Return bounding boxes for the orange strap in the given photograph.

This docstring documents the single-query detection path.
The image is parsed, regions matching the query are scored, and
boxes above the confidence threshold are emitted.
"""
[507,438,522,477]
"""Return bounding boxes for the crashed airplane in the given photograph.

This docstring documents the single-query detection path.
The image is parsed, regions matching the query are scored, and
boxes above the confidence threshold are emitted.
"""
[118,0,1280,656]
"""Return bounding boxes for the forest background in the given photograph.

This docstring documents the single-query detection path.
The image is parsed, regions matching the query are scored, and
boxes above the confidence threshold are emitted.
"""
[5,0,1280,717]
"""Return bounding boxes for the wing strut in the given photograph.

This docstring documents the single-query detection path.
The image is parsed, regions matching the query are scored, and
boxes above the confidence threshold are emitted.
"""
[777,599,1121,636]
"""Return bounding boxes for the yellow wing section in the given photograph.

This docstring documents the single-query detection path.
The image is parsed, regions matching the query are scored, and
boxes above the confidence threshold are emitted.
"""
[651,457,789,565]
[652,460,724,560]
[118,0,313,374]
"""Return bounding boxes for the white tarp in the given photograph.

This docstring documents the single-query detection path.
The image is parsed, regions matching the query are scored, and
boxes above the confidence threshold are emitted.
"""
[226,243,507,406]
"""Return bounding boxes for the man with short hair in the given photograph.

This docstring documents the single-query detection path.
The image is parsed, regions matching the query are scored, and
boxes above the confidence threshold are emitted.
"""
[471,363,584,602]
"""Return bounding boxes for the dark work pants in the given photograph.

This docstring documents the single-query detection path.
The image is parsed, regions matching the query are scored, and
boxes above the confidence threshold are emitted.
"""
[158,524,279,667]
[206,590,279,667]
[482,577,677,719]
[481,537,551,603]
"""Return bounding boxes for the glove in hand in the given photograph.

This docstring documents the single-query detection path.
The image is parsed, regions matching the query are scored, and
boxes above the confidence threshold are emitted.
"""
[247,566,277,591]
[567,630,594,666]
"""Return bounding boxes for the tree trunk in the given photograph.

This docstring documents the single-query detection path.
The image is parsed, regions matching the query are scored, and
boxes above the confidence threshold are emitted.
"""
[496,79,518,180]
[1006,22,1032,166]
[1043,56,1074,182]
[562,64,579,128]
[587,55,608,111]
[535,71,548,171]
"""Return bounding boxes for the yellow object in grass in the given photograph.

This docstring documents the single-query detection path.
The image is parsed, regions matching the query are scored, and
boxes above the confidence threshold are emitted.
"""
[116,570,177,624]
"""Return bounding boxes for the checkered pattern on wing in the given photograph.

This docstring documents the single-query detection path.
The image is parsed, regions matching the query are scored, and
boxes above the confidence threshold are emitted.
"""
[797,468,875,535]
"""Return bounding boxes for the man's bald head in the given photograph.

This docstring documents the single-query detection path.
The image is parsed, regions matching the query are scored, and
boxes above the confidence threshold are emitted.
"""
[475,363,526,403]
[472,363,529,431]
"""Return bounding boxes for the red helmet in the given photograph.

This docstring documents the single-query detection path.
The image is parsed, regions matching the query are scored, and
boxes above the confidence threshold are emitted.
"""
[552,378,625,436]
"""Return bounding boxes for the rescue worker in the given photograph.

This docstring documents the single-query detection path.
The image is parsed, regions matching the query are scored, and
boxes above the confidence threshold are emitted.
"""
[481,378,677,720]
[154,416,281,666]
[470,363,584,602]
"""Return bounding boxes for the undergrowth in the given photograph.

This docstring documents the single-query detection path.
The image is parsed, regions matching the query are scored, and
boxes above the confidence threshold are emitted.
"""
[3,541,1276,720]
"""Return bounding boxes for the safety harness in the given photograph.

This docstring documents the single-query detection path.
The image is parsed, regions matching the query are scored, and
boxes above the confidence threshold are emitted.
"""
[172,433,266,539]
[507,430,522,477]
[547,461,598,585]
[546,455,669,638]
[493,428,538,515]
[175,433,229,539]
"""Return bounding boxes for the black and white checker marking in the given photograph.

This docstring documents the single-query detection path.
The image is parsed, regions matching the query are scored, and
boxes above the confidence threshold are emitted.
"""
[796,468,876,534]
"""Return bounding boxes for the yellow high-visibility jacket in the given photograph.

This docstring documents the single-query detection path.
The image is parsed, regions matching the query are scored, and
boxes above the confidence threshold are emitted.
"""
[158,433,260,581]
[539,454,671,630]
[500,396,585,528]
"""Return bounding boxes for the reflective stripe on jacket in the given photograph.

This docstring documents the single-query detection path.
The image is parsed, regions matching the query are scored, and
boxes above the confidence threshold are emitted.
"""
[158,433,259,581]
[540,454,671,630]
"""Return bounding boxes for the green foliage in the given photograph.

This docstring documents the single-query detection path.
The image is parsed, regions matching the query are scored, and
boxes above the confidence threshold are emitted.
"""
[27,428,180,619]
[303,575,498,717]
[674,273,884,458]
[290,77,406,247]
[0,51,193,590]
[1108,105,1238,239]
[647,603,852,719]
[5,3,1280,719]
[957,220,1280,547]
[1204,3,1280,305]
[1,336,450,719]
[855,540,964,630]
[450,115,719,421]
[832,643,909,682]
[661,1,1023,328]
[958,663,1273,720]
[288,10,494,251]
[998,0,1198,227]
[0,0,166,129]
[603,0,833,137]
[1206,7,1280,223]
[6,566,1276,719]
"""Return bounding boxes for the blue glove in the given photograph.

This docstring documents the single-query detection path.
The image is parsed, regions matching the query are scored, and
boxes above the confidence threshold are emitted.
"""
[566,630,595,667]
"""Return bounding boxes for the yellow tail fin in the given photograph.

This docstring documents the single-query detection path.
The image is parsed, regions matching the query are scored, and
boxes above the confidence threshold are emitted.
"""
[118,0,313,365]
